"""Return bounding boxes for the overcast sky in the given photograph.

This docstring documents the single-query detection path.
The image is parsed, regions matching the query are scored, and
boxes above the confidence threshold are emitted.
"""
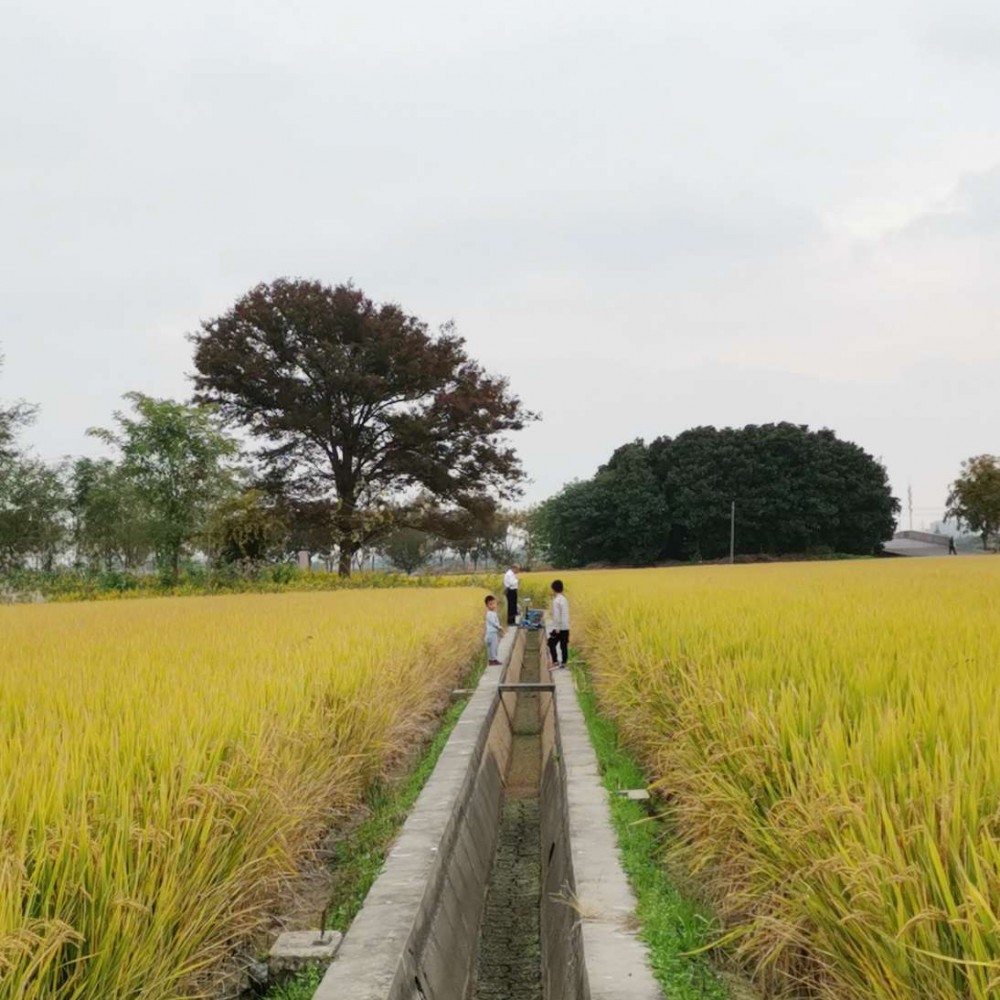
[3,0,999,526]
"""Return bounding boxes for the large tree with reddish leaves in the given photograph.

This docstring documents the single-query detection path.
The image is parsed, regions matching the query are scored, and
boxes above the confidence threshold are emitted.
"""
[191,279,534,575]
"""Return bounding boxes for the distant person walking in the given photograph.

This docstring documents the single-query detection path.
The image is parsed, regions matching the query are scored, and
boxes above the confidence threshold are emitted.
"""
[503,563,520,625]
[948,536,958,555]
[547,579,570,669]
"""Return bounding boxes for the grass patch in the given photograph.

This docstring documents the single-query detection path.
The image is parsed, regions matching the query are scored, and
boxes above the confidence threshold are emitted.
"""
[571,659,731,1000]
[264,653,487,998]
[265,965,322,1000]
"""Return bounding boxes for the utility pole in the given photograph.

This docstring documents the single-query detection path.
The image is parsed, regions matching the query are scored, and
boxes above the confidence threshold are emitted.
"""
[729,500,735,564]
[907,484,913,532]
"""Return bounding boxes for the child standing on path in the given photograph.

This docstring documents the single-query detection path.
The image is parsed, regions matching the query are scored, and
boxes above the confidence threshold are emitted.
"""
[484,595,503,666]
[547,579,570,669]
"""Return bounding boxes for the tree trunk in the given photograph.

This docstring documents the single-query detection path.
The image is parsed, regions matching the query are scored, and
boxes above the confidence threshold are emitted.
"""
[334,495,358,577]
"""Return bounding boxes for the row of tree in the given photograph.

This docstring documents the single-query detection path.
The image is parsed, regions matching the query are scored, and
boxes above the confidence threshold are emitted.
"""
[1,280,535,579]
[533,423,901,565]
[1,389,252,576]
[9,275,994,576]
[0,384,532,578]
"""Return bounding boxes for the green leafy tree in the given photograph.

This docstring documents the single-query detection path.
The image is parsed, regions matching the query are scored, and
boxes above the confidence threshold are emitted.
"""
[0,456,68,572]
[89,394,240,582]
[596,441,671,563]
[380,527,437,575]
[535,441,669,567]
[0,402,36,465]
[470,508,512,570]
[651,424,897,558]
[413,501,474,569]
[537,424,898,566]
[0,354,36,466]
[202,489,289,565]
[69,457,152,570]
[533,478,613,568]
[280,498,335,563]
[0,360,67,572]
[946,455,1000,550]
[190,279,535,575]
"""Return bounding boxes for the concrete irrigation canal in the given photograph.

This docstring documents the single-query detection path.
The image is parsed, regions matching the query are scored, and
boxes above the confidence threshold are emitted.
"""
[311,626,662,1000]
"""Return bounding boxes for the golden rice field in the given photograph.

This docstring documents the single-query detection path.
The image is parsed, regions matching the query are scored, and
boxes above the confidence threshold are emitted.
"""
[568,558,1000,1000]
[0,590,480,1000]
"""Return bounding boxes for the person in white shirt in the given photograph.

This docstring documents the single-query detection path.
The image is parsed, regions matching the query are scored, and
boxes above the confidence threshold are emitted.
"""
[547,579,570,669]
[484,594,503,665]
[503,563,520,626]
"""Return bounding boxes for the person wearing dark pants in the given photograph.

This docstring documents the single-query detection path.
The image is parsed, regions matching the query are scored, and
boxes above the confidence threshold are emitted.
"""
[548,628,569,668]
[503,563,520,626]
[547,578,570,668]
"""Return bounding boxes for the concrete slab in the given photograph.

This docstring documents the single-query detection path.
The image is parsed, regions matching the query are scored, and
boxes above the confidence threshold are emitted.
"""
[269,929,342,975]
[583,924,664,1000]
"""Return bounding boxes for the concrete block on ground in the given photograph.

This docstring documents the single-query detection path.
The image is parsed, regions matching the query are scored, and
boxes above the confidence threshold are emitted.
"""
[269,929,342,975]
[583,924,664,1000]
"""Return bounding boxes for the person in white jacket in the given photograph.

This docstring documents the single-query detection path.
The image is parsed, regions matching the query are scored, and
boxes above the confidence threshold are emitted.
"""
[547,579,570,669]
[503,563,520,626]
